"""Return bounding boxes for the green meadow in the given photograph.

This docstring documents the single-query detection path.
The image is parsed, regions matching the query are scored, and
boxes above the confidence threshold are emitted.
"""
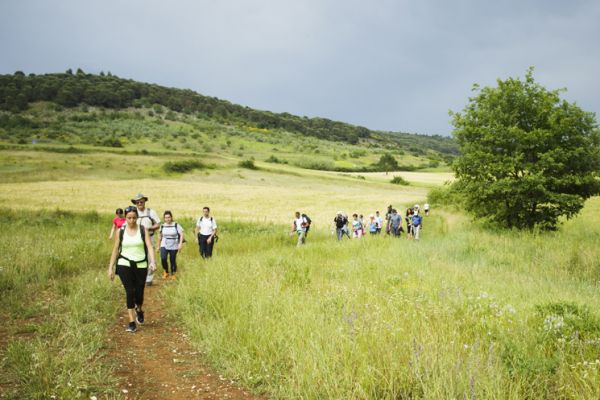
[1,142,600,399]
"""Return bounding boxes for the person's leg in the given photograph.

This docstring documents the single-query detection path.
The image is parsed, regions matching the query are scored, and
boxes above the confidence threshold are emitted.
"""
[145,235,156,284]
[116,265,137,326]
[160,247,169,274]
[336,228,343,241]
[169,250,178,274]
[199,234,208,258]
[414,225,420,240]
[133,267,148,310]
[206,236,215,257]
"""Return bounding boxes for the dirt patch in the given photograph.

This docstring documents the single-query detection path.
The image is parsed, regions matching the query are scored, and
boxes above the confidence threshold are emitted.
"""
[106,278,265,400]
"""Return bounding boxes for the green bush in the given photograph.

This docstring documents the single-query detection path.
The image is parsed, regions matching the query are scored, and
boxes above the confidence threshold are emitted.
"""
[390,176,409,185]
[163,159,206,173]
[238,159,258,170]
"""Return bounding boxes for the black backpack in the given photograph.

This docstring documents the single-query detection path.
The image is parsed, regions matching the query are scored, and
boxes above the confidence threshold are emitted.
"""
[118,225,148,267]
[302,214,312,225]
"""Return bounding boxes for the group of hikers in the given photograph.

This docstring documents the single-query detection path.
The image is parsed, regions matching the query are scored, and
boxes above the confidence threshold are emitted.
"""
[107,193,217,333]
[291,203,430,246]
[107,192,429,333]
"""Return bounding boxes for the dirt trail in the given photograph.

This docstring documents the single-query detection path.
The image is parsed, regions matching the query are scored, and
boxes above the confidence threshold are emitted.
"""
[107,277,264,400]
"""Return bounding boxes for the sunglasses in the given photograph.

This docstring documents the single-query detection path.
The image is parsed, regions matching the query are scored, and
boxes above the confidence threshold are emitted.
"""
[125,206,138,214]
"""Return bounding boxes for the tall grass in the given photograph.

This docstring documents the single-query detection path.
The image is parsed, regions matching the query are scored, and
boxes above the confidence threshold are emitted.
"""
[166,199,600,399]
[0,210,121,399]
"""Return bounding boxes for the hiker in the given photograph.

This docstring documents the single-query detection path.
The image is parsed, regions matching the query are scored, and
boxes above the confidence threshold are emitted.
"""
[291,211,308,246]
[108,208,126,240]
[333,211,348,241]
[131,193,160,285]
[302,213,312,237]
[385,205,393,234]
[195,206,218,258]
[342,213,351,238]
[375,211,383,234]
[157,210,184,280]
[359,214,366,235]
[424,203,430,216]
[368,214,378,235]
[390,209,403,237]
[107,206,156,333]
[405,208,414,239]
[351,214,363,238]
[412,211,423,240]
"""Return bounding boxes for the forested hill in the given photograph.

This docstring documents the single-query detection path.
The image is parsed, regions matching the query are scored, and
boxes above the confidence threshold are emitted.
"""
[0,69,458,154]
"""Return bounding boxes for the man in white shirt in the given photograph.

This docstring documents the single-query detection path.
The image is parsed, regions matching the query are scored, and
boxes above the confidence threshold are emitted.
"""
[195,206,218,258]
[131,193,160,285]
[375,211,383,234]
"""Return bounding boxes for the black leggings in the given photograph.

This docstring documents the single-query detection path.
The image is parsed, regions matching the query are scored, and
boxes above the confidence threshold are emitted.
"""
[116,264,148,309]
[160,247,178,273]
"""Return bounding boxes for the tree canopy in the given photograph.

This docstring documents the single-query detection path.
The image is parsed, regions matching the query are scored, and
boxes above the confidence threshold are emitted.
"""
[451,68,600,230]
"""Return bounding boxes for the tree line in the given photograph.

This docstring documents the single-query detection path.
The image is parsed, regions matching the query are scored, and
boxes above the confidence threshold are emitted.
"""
[0,69,456,154]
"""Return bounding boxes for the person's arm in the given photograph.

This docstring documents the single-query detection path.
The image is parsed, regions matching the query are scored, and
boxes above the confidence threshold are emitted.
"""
[208,221,218,244]
[150,211,160,233]
[107,234,120,280]
[178,227,184,250]
[144,228,156,270]
[156,228,162,251]
[109,224,116,240]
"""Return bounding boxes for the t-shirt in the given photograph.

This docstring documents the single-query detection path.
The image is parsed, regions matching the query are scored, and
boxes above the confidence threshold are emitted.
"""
[375,216,383,228]
[196,216,217,235]
[137,208,160,235]
[117,227,147,268]
[412,214,422,227]
[294,217,307,232]
[369,222,378,232]
[113,217,126,229]
[390,214,402,228]
[352,220,362,232]
[334,216,347,229]
[160,223,184,250]
[424,203,430,210]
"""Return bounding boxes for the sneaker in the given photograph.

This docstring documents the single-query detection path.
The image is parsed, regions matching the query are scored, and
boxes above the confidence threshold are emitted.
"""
[135,309,145,325]
[162,271,169,279]
[126,321,137,333]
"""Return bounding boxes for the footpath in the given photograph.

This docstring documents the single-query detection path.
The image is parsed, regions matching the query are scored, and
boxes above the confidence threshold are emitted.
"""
[107,277,263,400]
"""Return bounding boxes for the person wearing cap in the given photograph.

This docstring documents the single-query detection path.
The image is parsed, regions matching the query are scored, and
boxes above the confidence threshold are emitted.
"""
[131,193,160,285]
[333,211,348,241]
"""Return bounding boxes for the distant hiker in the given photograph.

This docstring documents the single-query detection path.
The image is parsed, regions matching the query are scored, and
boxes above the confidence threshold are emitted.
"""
[195,207,218,258]
[291,211,308,246]
[368,214,378,235]
[342,213,351,238]
[107,206,156,333]
[302,213,312,237]
[405,208,414,239]
[131,193,160,285]
[157,211,184,280]
[412,211,423,240]
[424,203,430,216]
[390,209,403,237]
[351,214,363,238]
[385,205,393,234]
[359,214,365,235]
[375,211,383,234]
[333,211,348,241]
[109,208,126,240]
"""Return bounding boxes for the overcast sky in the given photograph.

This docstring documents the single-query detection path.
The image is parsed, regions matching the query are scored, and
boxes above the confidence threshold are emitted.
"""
[1,0,599,136]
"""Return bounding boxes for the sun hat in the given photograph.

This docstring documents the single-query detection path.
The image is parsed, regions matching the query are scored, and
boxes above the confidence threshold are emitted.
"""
[131,193,149,204]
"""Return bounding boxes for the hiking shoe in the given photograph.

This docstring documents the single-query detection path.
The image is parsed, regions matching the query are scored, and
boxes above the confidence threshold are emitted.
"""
[170,274,177,281]
[126,321,137,333]
[135,309,145,325]
[162,271,169,279]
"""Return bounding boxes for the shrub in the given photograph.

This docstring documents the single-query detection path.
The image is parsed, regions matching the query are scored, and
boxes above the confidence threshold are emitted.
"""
[390,176,409,185]
[163,159,206,173]
[238,159,258,170]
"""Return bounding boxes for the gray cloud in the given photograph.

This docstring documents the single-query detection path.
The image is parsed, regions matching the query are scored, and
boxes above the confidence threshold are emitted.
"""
[1,0,599,135]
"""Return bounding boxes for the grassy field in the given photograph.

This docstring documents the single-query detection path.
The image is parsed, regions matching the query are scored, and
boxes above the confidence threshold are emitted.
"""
[1,146,599,399]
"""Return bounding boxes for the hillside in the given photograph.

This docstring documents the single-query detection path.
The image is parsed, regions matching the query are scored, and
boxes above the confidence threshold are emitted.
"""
[0,69,458,172]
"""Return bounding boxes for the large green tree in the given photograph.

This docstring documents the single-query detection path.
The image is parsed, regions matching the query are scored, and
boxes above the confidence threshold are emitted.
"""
[451,68,600,230]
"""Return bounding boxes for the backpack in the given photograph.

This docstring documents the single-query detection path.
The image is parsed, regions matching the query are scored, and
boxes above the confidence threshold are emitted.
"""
[138,208,157,233]
[160,223,181,244]
[118,225,148,267]
[302,214,312,225]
